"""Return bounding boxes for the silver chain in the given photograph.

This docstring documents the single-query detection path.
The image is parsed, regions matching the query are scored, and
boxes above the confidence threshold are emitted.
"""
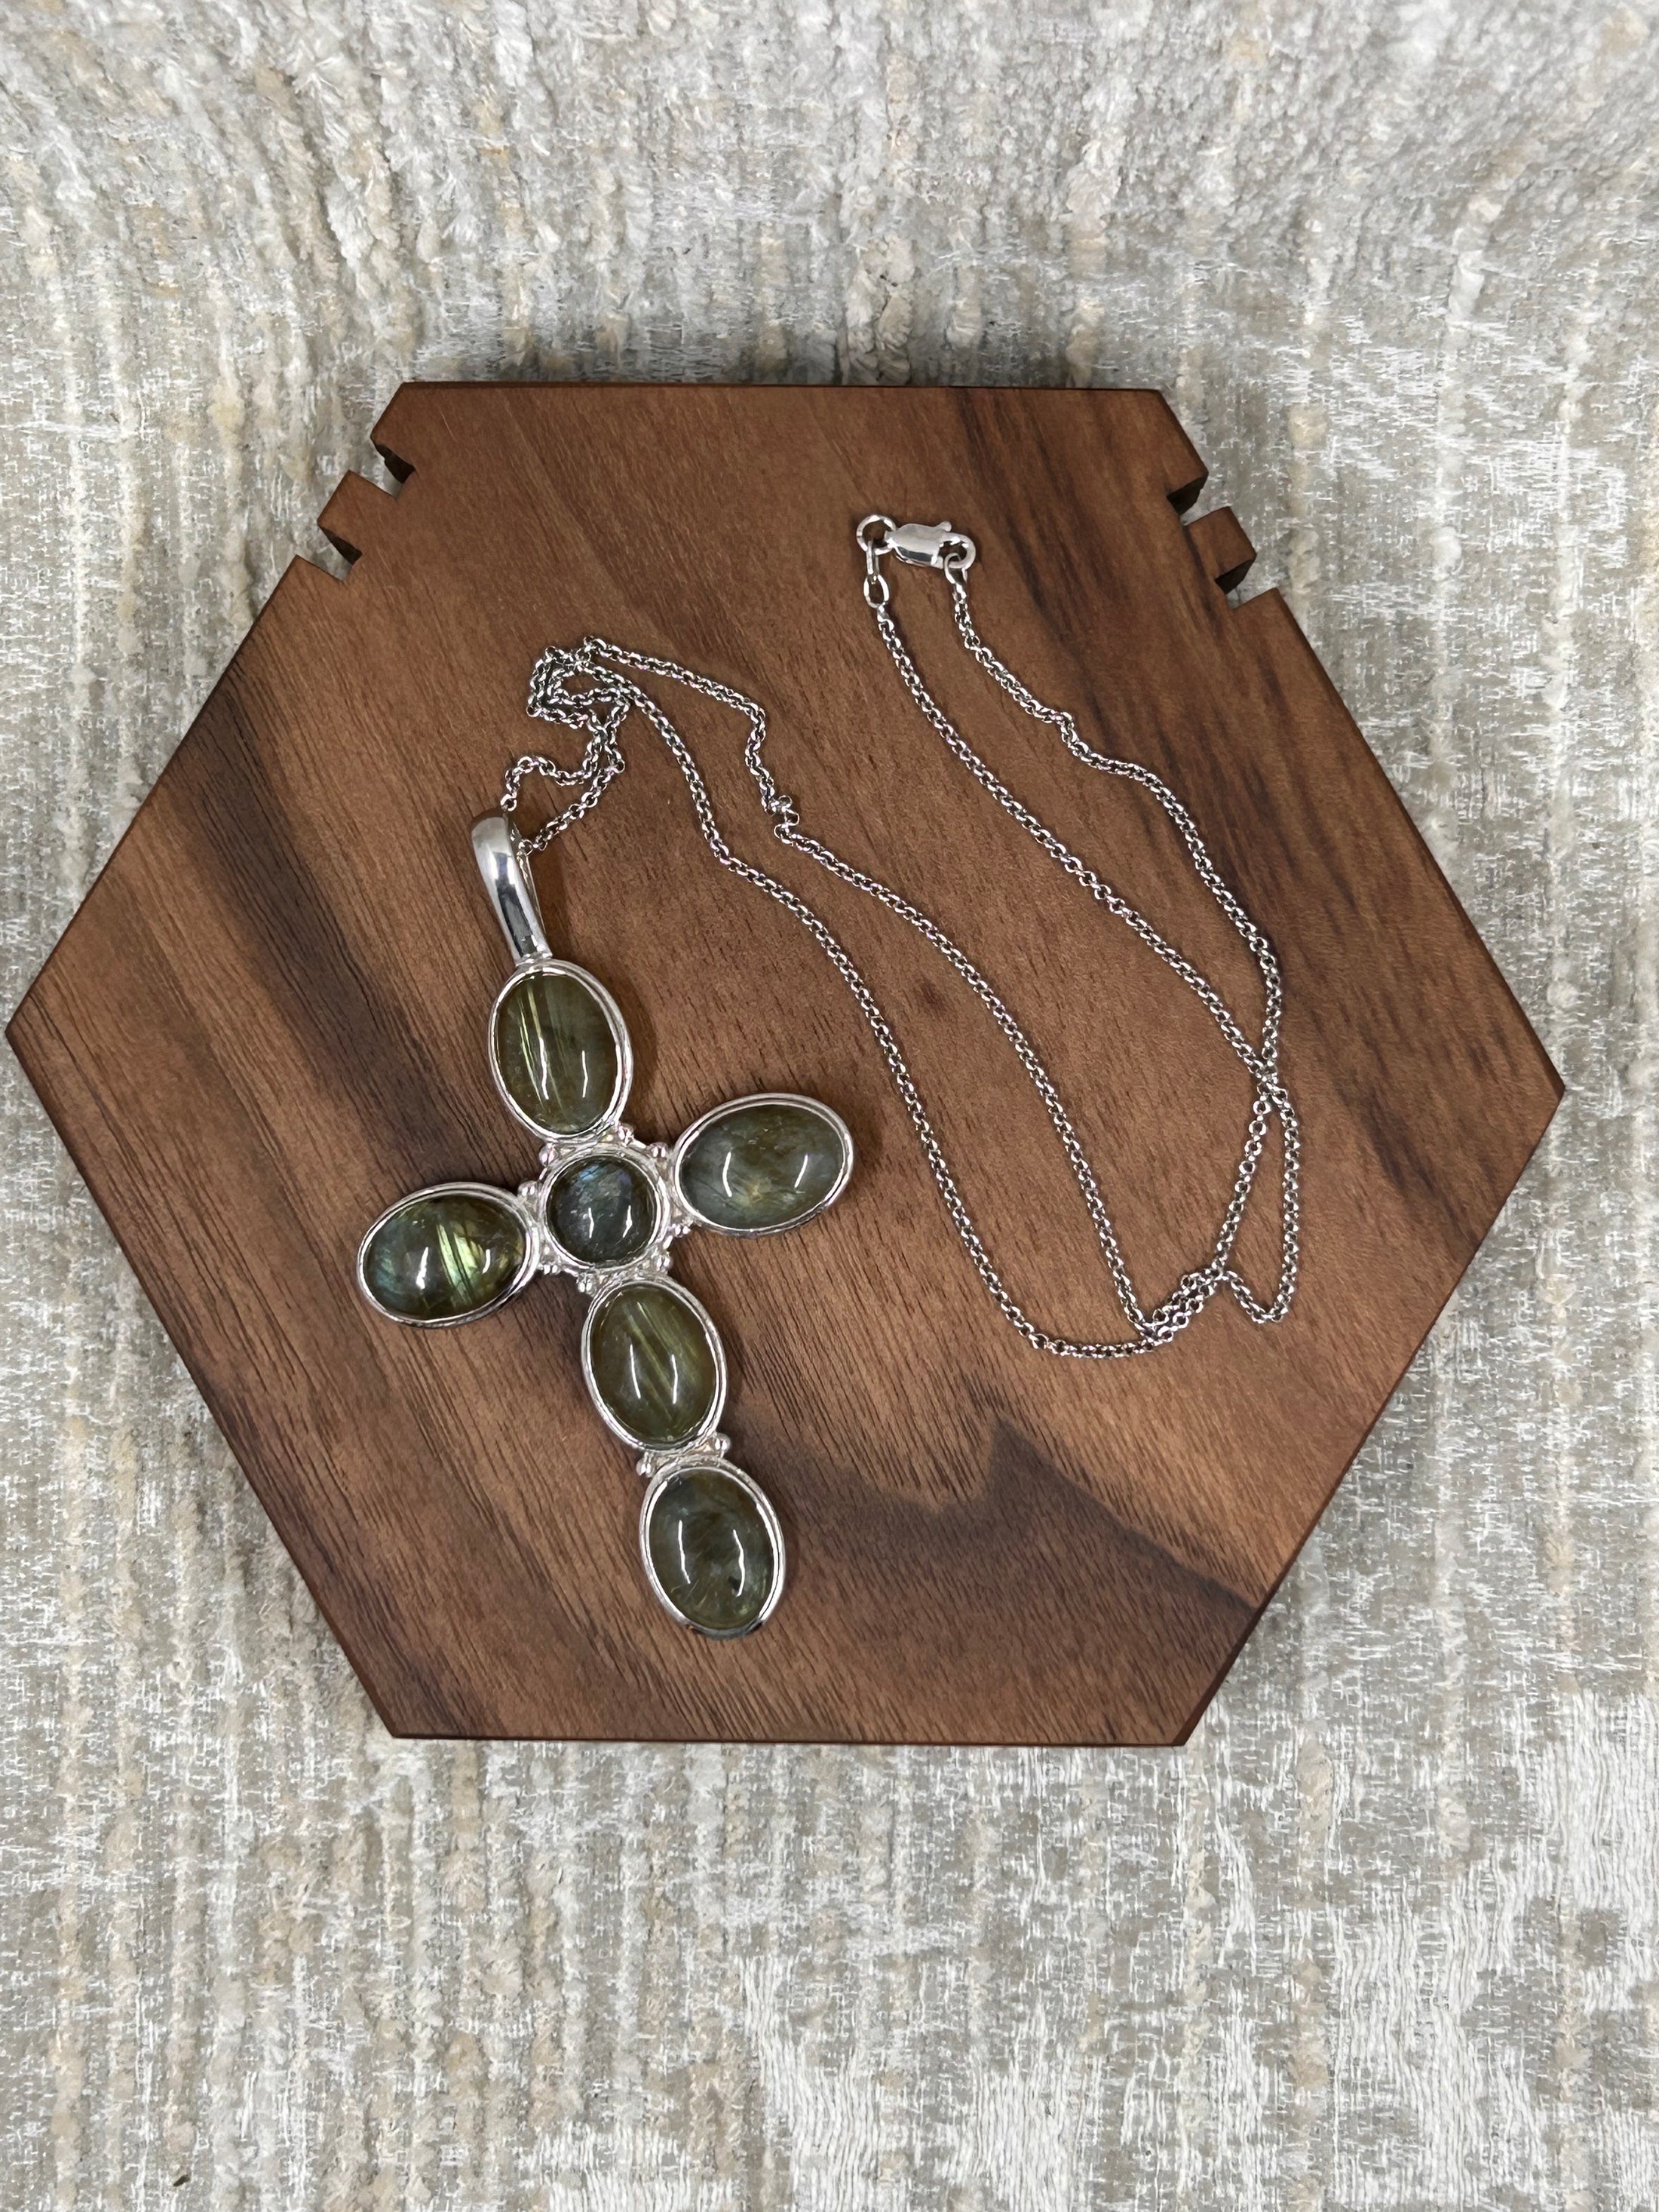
[503,517,1300,1358]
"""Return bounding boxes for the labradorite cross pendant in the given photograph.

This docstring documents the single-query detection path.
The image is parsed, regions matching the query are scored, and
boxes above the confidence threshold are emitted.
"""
[357,817,853,1638]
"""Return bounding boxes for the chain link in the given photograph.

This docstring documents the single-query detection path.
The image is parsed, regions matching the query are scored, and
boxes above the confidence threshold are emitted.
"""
[505,529,1300,1358]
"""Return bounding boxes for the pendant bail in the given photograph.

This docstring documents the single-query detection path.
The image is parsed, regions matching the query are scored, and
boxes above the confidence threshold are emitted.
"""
[471,814,552,965]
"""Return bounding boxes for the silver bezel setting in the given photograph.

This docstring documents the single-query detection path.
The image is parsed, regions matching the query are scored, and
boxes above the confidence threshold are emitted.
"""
[538,1140,667,1280]
[669,1091,855,1238]
[637,1456,787,1638]
[487,956,633,1145]
[580,1274,728,1455]
[354,1180,542,1330]
[351,822,867,1637]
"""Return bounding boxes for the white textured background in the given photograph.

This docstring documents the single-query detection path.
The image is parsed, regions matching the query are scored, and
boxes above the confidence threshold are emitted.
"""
[3,2,1657,2204]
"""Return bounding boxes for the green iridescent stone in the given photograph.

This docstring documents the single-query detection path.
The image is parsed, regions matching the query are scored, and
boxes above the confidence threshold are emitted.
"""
[644,1466,777,1634]
[676,1100,849,1232]
[493,968,621,1136]
[547,1155,657,1267]
[361,1189,527,1322]
[587,1282,719,1449]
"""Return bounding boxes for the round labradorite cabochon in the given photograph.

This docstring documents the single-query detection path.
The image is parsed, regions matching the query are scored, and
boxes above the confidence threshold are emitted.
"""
[492,967,621,1136]
[643,1465,778,1634]
[360,1189,527,1323]
[676,1098,849,1232]
[587,1281,720,1450]
[546,1155,658,1268]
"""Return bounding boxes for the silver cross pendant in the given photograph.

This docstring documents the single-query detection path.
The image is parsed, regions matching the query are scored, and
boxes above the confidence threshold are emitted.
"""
[356,817,854,1638]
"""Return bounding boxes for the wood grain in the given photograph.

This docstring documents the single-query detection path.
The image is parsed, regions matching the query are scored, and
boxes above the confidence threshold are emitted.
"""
[6,385,1561,1744]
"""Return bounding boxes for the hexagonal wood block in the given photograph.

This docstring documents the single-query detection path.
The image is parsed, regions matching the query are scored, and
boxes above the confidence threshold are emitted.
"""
[7,385,1560,1744]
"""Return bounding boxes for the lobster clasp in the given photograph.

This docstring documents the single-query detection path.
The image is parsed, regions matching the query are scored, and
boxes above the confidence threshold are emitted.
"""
[891,520,976,572]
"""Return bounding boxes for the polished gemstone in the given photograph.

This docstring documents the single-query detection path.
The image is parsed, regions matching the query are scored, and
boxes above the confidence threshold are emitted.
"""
[644,1466,777,1634]
[492,967,621,1136]
[360,1189,527,1322]
[587,1282,719,1449]
[676,1099,850,1232]
[547,1155,657,1267]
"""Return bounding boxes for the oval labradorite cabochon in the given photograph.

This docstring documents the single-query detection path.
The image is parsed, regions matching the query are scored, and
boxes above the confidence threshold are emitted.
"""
[587,1281,720,1450]
[675,1098,850,1232]
[546,1155,658,1268]
[360,1189,528,1323]
[492,967,622,1137]
[643,1465,778,1634]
